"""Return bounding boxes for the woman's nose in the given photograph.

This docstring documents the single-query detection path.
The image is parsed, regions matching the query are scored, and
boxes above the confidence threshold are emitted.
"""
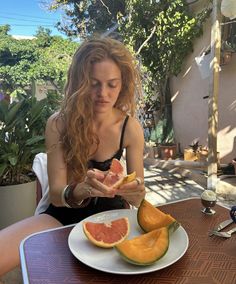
[97,85,107,97]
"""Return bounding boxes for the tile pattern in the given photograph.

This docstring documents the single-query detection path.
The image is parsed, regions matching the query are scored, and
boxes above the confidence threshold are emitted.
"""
[21,199,236,284]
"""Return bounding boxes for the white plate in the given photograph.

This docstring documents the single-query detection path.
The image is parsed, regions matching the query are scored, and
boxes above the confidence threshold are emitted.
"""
[68,209,189,275]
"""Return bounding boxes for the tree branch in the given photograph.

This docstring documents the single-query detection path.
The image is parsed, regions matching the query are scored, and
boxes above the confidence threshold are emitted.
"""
[99,0,112,15]
[136,25,156,56]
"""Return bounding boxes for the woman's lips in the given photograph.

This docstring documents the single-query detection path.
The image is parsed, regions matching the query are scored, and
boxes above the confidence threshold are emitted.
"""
[95,100,109,105]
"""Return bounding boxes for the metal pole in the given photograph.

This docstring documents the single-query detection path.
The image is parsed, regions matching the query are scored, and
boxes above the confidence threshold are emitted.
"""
[207,0,221,191]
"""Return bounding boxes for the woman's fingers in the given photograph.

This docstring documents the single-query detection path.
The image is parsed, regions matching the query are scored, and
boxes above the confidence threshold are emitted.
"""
[135,177,144,186]
[86,169,106,181]
[116,177,145,196]
[85,169,116,197]
[85,170,144,198]
[118,177,144,190]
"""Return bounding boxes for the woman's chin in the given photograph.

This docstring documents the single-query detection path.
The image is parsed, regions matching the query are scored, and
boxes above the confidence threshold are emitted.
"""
[94,105,110,113]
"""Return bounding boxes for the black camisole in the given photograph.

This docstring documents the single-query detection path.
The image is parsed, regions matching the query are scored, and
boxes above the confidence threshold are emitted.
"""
[42,116,130,225]
[88,115,129,171]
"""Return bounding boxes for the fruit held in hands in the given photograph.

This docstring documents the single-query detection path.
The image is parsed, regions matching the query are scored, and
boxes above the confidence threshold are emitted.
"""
[83,217,130,248]
[102,159,136,188]
[137,199,179,233]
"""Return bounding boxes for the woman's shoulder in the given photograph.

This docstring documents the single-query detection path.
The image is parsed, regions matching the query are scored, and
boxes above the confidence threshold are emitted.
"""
[122,114,144,147]
[46,112,65,132]
[126,115,143,133]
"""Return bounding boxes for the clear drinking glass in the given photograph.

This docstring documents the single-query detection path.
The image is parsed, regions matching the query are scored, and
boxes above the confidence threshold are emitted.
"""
[201,190,217,215]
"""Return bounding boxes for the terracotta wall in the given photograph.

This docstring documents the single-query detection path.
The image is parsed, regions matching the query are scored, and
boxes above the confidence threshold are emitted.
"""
[171,19,236,164]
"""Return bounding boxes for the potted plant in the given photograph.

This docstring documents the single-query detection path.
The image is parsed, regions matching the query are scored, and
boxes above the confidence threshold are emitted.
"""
[0,92,48,229]
[150,118,177,160]
[184,139,211,163]
[159,142,177,160]
[184,140,202,161]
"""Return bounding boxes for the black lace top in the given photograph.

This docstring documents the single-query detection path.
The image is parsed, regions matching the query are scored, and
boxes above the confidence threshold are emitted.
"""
[88,115,129,171]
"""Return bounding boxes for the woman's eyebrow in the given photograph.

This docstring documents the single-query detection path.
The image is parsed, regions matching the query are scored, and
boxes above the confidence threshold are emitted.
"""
[90,77,121,82]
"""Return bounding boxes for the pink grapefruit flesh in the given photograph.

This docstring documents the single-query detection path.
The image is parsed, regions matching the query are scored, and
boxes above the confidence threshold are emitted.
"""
[102,159,136,188]
[83,217,130,248]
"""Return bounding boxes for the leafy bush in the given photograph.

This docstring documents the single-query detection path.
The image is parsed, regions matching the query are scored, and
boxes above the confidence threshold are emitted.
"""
[0,93,48,185]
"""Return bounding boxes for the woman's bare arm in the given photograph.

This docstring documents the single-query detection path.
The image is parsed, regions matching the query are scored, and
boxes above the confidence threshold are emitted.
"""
[117,117,146,207]
[45,113,68,206]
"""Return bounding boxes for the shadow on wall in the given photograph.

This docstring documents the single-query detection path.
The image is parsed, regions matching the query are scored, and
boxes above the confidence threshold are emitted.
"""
[229,99,236,112]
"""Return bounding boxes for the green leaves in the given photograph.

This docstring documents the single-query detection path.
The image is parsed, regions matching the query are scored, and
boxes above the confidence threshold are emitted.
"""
[0,94,49,185]
[0,27,78,96]
[117,0,210,143]
[48,0,126,38]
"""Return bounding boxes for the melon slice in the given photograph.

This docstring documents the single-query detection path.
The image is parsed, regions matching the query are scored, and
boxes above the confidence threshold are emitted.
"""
[102,158,136,188]
[83,217,130,248]
[115,227,169,266]
[137,199,179,233]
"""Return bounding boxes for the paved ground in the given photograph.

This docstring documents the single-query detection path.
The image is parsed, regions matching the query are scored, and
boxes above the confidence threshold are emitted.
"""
[144,166,203,204]
[144,162,235,209]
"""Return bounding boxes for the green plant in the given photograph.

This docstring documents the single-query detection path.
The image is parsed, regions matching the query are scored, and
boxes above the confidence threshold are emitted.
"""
[0,25,78,96]
[48,1,211,144]
[0,92,47,185]
[189,140,202,153]
[118,0,211,144]
[150,118,175,145]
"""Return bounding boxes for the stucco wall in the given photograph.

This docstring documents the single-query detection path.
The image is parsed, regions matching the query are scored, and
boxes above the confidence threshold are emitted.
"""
[171,19,236,164]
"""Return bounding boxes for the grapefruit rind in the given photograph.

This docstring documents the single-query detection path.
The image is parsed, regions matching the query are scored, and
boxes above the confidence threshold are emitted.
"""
[83,217,130,248]
[102,158,136,188]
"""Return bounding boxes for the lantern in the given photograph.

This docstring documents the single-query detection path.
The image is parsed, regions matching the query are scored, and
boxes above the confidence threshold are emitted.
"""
[221,0,236,19]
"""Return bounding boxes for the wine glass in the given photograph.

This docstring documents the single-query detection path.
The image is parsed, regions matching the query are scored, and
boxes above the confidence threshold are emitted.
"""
[201,190,217,215]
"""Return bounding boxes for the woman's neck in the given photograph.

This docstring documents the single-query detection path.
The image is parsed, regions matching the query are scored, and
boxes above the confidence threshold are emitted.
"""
[93,109,115,128]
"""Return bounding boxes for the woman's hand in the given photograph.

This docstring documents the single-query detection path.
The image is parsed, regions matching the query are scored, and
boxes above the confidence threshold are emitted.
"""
[115,177,146,207]
[73,169,116,201]
[73,169,145,207]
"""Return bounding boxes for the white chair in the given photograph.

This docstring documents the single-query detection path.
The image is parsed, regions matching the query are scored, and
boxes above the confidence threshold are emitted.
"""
[32,153,50,215]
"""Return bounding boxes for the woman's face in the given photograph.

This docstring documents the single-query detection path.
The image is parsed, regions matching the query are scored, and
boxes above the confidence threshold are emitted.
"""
[90,59,122,113]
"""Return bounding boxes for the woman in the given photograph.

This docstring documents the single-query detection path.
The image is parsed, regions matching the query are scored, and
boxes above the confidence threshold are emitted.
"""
[0,37,145,276]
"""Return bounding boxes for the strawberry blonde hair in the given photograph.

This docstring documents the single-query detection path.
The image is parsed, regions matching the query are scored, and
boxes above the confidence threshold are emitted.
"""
[58,37,141,182]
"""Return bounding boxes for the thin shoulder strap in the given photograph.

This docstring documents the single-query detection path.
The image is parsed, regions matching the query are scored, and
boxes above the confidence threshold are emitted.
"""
[119,115,129,150]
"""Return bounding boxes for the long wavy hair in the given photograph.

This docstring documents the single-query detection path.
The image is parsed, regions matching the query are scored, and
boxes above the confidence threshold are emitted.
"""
[57,37,142,183]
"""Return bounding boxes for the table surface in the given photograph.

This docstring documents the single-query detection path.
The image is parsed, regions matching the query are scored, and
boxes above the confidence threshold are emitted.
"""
[20,198,236,284]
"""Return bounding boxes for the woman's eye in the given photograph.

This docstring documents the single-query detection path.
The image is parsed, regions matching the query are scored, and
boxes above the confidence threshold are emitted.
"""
[91,82,99,87]
[108,84,117,88]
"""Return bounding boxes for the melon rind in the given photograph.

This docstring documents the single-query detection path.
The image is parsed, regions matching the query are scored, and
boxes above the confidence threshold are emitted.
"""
[83,217,130,248]
[113,171,136,188]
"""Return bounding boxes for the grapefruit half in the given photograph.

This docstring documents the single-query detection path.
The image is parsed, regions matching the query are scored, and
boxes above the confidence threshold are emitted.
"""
[102,158,136,188]
[83,217,130,248]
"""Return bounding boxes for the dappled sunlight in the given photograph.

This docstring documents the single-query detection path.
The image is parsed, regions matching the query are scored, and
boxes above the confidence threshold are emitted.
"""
[182,65,192,78]
[219,125,233,135]
[229,99,236,112]
[218,126,236,159]
[144,166,204,206]
[171,90,179,103]
[144,163,235,208]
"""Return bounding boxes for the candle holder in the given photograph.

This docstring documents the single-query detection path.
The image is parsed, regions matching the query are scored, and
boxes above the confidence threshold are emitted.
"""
[201,190,217,215]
